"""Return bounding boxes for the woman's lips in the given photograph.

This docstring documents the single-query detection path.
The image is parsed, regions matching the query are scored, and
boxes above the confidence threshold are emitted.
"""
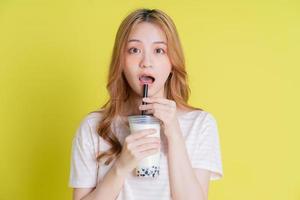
[139,75,155,85]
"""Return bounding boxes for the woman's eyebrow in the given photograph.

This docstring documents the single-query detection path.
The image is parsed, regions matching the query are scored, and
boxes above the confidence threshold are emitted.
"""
[127,39,167,45]
[153,41,167,45]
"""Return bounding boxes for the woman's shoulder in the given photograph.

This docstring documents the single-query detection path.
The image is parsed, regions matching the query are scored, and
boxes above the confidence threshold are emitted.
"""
[177,107,217,125]
[82,109,105,124]
[177,108,219,141]
[177,106,204,118]
[74,109,104,138]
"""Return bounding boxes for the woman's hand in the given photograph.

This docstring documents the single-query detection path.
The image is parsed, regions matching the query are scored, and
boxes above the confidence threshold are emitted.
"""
[139,97,180,139]
[115,129,161,176]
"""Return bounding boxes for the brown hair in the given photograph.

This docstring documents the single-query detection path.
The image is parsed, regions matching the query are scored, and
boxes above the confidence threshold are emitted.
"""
[92,8,202,165]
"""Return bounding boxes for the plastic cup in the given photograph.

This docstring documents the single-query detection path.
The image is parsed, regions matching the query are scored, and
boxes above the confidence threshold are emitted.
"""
[127,115,161,178]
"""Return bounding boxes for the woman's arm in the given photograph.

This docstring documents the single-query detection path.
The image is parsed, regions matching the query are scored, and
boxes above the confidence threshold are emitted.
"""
[73,129,160,200]
[73,162,127,200]
[165,126,210,200]
[139,97,211,200]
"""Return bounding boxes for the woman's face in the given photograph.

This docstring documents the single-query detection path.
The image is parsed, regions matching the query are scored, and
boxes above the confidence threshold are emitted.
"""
[123,22,172,98]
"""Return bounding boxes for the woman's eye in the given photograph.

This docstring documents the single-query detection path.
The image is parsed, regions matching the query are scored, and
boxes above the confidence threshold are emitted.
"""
[128,48,140,54]
[155,48,165,54]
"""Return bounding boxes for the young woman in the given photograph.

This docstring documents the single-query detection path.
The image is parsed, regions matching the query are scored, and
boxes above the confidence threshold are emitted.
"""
[69,8,223,200]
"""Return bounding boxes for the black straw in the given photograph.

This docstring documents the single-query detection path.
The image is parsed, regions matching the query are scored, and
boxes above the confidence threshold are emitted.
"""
[141,84,148,115]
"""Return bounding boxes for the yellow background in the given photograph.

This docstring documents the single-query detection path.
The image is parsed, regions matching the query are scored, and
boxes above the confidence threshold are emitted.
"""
[1,0,299,199]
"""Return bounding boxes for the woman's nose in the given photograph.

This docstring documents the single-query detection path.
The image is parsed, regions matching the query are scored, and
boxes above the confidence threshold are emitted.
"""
[140,52,153,68]
[141,64,152,68]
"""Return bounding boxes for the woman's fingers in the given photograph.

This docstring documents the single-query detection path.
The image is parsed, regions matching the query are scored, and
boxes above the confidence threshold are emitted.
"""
[127,135,160,154]
[138,148,160,159]
[142,97,174,106]
[131,136,160,147]
[125,129,156,143]
[133,137,160,160]
[118,128,161,174]
[125,129,159,150]
[135,142,160,154]
[143,106,169,115]
[139,103,166,111]
[124,130,160,159]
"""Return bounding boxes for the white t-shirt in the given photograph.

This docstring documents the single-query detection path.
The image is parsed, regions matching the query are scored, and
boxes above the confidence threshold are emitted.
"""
[69,110,223,199]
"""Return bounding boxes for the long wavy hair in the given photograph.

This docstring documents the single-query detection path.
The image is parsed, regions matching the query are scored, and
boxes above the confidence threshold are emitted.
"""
[92,8,202,165]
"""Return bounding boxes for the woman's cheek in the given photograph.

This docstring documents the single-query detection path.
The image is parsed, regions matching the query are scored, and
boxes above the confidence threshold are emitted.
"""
[125,55,140,66]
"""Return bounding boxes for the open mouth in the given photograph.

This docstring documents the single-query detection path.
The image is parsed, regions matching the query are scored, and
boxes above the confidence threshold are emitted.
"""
[139,75,155,84]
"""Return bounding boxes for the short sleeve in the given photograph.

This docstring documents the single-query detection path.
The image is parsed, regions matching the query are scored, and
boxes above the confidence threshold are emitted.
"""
[68,118,98,188]
[191,112,223,181]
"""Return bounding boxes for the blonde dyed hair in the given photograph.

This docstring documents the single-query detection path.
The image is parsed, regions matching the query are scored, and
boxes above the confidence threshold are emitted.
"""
[92,8,202,165]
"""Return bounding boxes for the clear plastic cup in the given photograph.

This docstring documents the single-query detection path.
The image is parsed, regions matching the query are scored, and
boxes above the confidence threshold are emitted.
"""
[127,115,161,178]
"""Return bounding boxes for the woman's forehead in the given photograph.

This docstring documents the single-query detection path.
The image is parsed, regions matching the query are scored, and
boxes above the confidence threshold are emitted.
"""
[128,22,167,43]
